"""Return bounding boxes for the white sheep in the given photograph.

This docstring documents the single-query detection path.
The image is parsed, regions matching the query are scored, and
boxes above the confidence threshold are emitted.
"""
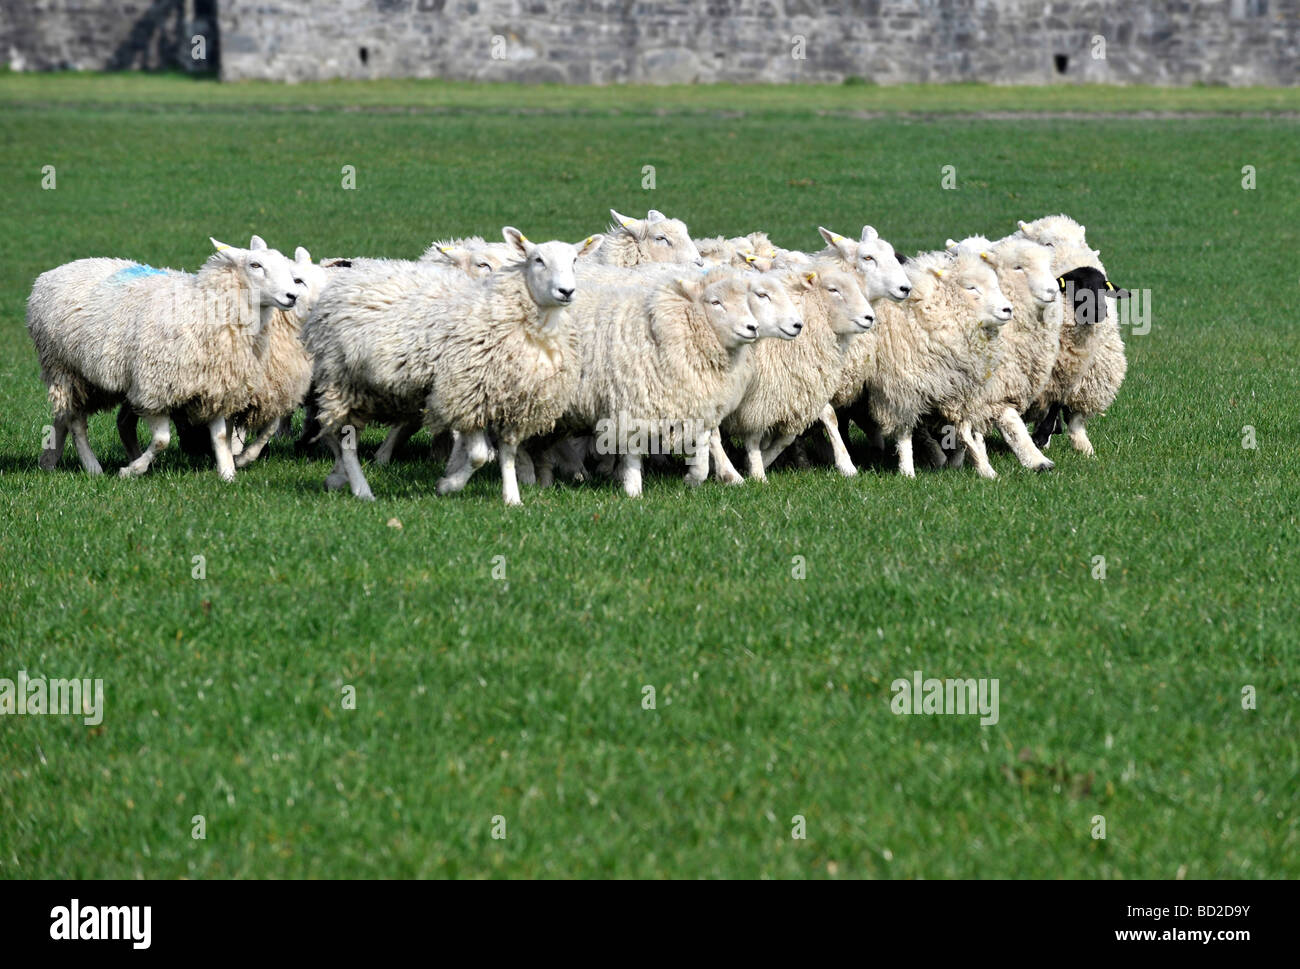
[943,233,1062,476]
[861,248,1013,477]
[712,266,875,481]
[306,227,603,504]
[27,236,305,480]
[563,265,800,496]
[419,236,514,276]
[1013,214,1128,457]
[595,209,703,267]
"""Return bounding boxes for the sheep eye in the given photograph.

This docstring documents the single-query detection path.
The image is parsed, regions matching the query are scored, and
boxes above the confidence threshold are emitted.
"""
[534,256,544,265]
[293,277,304,286]
[966,285,978,292]
[477,262,491,270]
[656,236,668,243]
[758,292,771,301]
[828,287,840,294]
[710,299,722,306]
[864,255,875,263]
[249,262,262,270]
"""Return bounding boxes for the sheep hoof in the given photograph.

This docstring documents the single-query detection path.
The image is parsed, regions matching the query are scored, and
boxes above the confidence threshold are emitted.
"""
[836,464,859,478]
[324,476,346,492]
[38,451,59,471]
[1033,459,1055,472]
[435,477,460,496]
[352,489,375,501]
[219,470,236,483]
[117,466,135,479]
[720,471,743,486]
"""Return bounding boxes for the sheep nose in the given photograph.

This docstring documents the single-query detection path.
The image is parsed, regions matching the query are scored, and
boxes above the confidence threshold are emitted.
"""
[790,320,803,332]
[284,293,297,305]
[694,258,706,268]
[898,285,911,295]
[557,287,574,300]
[745,323,757,334]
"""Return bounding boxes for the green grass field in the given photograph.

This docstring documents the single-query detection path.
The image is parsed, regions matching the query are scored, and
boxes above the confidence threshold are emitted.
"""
[1,75,1297,879]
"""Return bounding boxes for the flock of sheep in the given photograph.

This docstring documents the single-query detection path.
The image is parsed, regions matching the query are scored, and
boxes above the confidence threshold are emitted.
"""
[26,209,1131,504]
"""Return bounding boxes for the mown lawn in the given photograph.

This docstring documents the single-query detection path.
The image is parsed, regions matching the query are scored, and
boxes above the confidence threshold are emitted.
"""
[0,75,1296,878]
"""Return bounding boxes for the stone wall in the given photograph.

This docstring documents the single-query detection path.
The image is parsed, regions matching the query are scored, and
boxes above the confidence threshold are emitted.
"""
[3,1,1297,86]
[1,0,218,73]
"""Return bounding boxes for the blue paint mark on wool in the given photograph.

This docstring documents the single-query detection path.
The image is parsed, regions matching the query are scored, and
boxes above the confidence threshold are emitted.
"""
[110,264,170,283]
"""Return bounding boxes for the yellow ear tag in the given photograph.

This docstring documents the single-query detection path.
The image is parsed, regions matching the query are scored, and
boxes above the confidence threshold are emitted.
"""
[744,254,756,263]
[1106,281,1114,291]
[933,268,944,278]
[216,244,231,251]
[1057,276,1066,288]
[804,272,817,283]
[584,236,593,245]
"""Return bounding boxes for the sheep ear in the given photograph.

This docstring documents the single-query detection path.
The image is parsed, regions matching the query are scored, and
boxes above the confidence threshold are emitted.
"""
[945,239,959,251]
[295,246,312,264]
[817,226,839,246]
[980,251,995,264]
[929,266,945,279]
[801,271,817,289]
[577,233,604,258]
[860,225,878,242]
[646,209,666,224]
[502,226,531,258]
[1107,280,1131,299]
[249,235,268,251]
[210,237,239,262]
[610,209,640,234]
[674,276,705,301]
[1017,220,1030,231]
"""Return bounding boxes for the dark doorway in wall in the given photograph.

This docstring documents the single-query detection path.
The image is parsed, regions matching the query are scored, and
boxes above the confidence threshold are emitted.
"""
[359,47,370,66]
[1054,53,1069,74]
[193,0,221,74]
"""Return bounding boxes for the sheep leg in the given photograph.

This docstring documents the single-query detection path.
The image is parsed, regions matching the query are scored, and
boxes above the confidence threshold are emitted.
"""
[322,434,348,492]
[116,414,169,478]
[814,405,857,476]
[760,432,797,471]
[515,446,536,486]
[40,416,69,471]
[685,429,712,487]
[336,421,374,500]
[1067,412,1095,456]
[436,430,479,495]
[997,407,1054,471]
[116,404,143,461]
[959,422,997,479]
[228,424,246,457]
[916,425,948,468]
[556,436,589,482]
[1031,403,1062,450]
[499,440,522,506]
[467,430,495,468]
[535,444,557,488]
[620,451,643,497]
[744,433,768,482]
[274,416,293,439]
[895,433,915,478]
[205,416,237,482]
[373,423,416,466]
[709,429,744,485]
[69,415,103,475]
[233,422,277,468]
